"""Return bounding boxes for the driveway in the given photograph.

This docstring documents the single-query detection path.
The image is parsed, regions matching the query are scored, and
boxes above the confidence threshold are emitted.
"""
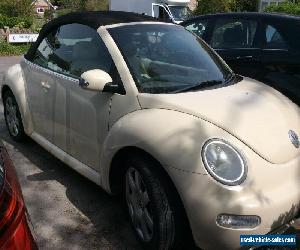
[0,56,141,249]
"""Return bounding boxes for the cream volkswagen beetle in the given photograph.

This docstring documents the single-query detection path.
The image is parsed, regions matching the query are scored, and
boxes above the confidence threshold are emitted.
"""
[1,11,300,250]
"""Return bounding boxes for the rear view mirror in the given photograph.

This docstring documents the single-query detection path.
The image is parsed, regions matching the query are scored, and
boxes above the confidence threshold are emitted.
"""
[80,69,112,92]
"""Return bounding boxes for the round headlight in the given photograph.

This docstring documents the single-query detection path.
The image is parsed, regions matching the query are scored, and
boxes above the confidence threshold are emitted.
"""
[202,139,247,186]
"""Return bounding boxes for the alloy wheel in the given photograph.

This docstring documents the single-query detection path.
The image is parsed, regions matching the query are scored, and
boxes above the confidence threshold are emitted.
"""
[5,97,20,137]
[126,167,154,242]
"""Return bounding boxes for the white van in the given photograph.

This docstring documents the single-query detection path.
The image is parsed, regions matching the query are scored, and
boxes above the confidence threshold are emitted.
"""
[109,0,192,23]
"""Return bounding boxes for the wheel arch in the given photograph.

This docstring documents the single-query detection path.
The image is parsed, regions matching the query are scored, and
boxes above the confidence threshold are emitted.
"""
[1,63,33,135]
[108,146,195,247]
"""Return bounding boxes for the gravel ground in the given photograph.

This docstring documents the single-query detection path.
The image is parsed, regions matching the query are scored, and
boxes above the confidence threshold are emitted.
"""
[0,56,141,250]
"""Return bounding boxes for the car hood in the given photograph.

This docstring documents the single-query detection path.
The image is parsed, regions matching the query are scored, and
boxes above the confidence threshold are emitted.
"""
[137,77,300,164]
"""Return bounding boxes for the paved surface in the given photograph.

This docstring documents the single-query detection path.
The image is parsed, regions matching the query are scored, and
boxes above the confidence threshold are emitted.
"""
[0,56,141,249]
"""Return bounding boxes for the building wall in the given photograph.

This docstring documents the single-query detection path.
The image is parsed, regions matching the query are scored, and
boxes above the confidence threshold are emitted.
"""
[188,0,197,11]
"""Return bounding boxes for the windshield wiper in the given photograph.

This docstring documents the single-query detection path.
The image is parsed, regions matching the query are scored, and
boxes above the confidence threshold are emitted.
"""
[173,79,224,93]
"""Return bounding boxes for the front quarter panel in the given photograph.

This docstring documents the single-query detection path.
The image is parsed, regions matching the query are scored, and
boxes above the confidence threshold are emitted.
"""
[99,108,248,193]
[1,58,33,135]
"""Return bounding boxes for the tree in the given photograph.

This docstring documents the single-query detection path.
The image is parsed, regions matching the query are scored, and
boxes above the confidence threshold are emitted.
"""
[0,0,33,17]
[0,0,33,29]
[194,0,231,15]
[230,0,259,12]
[195,0,259,15]
[56,0,108,11]
[264,1,300,15]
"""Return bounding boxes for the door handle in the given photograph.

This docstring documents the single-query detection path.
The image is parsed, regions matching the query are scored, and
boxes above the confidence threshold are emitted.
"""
[41,81,51,91]
[235,55,253,60]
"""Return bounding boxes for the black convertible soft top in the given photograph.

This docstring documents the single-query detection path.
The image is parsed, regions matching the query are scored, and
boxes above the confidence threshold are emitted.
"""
[25,11,157,61]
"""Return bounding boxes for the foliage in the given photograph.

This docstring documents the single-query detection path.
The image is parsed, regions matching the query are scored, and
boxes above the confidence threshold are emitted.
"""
[31,17,46,32]
[194,0,259,15]
[0,42,30,56]
[0,15,33,29]
[0,0,34,29]
[0,0,33,17]
[230,0,259,12]
[264,2,300,15]
[44,9,55,21]
[56,0,108,12]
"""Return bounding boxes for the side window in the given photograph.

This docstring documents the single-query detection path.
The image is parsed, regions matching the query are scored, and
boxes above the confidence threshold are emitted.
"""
[185,19,208,38]
[264,24,288,49]
[33,23,113,78]
[211,18,258,49]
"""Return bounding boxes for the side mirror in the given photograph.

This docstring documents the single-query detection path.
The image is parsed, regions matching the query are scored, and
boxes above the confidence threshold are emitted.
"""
[79,69,112,92]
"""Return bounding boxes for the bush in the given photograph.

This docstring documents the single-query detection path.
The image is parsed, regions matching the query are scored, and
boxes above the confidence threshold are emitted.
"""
[0,15,33,29]
[195,0,259,15]
[0,0,33,17]
[264,2,300,15]
[0,42,30,56]
[56,0,108,12]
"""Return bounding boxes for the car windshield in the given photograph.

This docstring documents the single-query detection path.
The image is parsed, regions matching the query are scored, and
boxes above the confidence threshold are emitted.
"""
[168,6,192,22]
[108,24,233,94]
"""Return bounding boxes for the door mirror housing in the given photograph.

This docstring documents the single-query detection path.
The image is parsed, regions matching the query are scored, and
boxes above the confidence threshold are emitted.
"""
[80,69,112,92]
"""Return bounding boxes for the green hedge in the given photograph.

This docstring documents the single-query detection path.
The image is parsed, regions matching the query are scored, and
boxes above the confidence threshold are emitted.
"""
[264,2,300,15]
[0,42,30,56]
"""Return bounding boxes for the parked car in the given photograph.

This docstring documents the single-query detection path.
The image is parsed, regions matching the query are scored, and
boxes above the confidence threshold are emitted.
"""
[1,11,300,250]
[0,141,37,249]
[182,12,300,106]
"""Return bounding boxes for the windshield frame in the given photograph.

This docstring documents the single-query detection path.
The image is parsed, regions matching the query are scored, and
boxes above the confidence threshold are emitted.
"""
[107,23,234,94]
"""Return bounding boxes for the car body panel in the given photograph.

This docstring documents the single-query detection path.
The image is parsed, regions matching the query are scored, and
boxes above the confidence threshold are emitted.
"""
[98,26,141,127]
[99,108,250,192]
[1,61,34,135]
[168,151,300,250]
[0,142,38,250]
[23,60,56,143]
[138,78,300,165]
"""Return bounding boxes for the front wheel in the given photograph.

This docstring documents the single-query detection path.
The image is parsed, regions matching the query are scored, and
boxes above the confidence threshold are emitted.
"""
[124,156,187,250]
[3,90,26,142]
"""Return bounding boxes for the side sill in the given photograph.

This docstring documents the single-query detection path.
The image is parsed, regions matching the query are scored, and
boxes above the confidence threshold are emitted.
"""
[30,132,101,186]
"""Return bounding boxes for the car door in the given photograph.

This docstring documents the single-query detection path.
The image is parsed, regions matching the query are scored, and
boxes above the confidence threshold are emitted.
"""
[26,38,57,143]
[46,23,116,171]
[209,16,262,79]
[259,19,300,105]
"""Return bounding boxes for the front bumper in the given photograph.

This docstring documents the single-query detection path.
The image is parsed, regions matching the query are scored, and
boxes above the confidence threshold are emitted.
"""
[166,142,300,250]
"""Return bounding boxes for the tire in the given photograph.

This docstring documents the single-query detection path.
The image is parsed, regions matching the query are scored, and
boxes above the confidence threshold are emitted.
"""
[124,155,193,250]
[3,90,26,142]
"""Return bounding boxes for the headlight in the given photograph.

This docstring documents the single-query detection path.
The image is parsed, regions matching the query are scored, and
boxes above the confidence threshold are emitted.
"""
[202,139,247,186]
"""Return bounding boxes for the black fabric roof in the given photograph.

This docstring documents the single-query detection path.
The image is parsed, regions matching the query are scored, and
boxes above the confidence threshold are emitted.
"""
[25,11,158,60]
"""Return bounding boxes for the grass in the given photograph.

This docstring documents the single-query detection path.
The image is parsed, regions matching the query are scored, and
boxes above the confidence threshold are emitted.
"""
[0,42,30,56]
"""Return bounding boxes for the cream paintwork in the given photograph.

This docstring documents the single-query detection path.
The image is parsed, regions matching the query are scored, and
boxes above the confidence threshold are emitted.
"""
[1,21,300,250]
[138,78,300,165]
[1,61,34,135]
[81,69,112,91]
[31,132,101,185]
